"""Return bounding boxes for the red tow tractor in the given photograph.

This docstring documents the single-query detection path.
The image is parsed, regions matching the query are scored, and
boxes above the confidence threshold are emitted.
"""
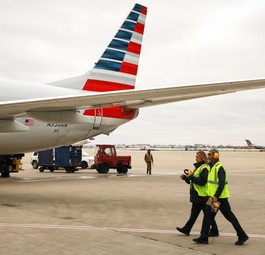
[94,145,131,174]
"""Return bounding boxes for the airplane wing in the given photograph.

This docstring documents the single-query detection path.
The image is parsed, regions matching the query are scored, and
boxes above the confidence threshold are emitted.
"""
[1,3,264,125]
[0,78,265,120]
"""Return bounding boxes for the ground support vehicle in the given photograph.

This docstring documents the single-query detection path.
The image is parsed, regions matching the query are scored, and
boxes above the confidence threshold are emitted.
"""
[79,150,94,169]
[54,146,82,173]
[94,145,131,174]
[38,149,54,172]
[0,154,24,177]
[31,148,94,170]
[31,152,39,169]
[37,146,82,173]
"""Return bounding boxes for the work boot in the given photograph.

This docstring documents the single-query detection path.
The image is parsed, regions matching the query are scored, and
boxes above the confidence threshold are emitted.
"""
[176,227,190,236]
[193,237,209,244]
[235,235,249,245]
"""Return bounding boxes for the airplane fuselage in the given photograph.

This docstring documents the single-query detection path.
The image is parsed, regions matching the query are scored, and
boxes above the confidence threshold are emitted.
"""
[0,113,137,154]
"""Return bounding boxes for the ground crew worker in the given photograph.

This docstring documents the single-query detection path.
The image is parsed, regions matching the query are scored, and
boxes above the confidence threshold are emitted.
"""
[193,149,249,245]
[177,150,219,236]
[144,149,154,174]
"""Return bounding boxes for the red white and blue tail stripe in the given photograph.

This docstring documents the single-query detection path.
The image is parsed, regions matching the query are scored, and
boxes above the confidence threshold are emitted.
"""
[83,3,147,92]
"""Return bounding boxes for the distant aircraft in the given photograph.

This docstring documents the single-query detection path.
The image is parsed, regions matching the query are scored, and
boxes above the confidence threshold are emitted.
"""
[245,139,265,149]
[1,3,265,176]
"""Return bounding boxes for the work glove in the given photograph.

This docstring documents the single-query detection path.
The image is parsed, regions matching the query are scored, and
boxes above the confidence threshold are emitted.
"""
[206,196,220,213]
[183,169,193,177]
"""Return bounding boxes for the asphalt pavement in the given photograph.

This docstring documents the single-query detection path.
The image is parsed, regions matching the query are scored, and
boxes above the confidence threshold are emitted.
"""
[0,149,264,255]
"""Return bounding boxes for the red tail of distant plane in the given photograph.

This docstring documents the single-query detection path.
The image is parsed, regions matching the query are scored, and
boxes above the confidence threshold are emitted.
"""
[245,139,254,148]
[245,139,265,149]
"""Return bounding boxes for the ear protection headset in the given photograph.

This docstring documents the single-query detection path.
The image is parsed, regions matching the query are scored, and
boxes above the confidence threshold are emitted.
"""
[213,150,219,159]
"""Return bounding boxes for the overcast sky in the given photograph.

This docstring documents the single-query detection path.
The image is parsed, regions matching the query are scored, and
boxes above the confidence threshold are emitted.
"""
[0,0,265,146]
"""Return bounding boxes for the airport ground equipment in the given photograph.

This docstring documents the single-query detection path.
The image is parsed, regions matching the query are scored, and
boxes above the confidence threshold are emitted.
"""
[0,154,24,177]
[38,149,54,172]
[37,146,82,173]
[31,147,94,170]
[54,146,82,173]
[94,144,131,174]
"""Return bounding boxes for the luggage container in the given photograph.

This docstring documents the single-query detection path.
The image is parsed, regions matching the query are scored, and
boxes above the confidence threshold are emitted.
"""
[55,146,82,173]
[38,149,54,172]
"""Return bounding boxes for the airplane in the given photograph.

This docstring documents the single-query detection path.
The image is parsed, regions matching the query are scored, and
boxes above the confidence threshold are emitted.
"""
[245,139,265,150]
[1,3,265,176]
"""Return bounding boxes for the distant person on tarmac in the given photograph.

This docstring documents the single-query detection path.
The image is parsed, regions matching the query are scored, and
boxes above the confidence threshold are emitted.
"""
[177,150,219,236]
[144,149,154,174]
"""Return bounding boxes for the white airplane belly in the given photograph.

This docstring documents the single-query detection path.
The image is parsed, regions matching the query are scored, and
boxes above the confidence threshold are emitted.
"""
[0,115,130,154]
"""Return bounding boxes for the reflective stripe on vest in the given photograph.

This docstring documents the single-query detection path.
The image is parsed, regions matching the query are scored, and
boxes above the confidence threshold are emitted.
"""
[192,163,210,197]
[208,162,230,198]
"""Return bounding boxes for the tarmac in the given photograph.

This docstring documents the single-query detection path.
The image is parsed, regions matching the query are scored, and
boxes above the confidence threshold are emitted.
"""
[0,149,264,255]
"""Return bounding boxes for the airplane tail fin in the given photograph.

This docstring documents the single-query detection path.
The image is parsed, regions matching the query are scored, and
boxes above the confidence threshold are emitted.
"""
[49,4,147,121]
[50,4,147,92]
[83,3,147,92]
[245,139,254,148]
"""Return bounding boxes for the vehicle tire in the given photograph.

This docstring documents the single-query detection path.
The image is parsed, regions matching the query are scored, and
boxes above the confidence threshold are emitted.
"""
[49,166,54,172]
[1,171,10,178]
[98,163,109,174]
[121,166,128,174]
[65,167,72,173]
[32,161,39,169]
[39,166,44,172]
[116,166,122,173]
[81,161,88,169]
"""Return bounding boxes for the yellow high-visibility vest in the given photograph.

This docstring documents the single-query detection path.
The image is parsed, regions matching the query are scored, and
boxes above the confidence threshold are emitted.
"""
[208,162,230,198]
[192,163,209,197]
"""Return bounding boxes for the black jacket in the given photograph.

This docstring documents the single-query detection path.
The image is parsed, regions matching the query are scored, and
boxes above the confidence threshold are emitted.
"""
[184,161,208,203]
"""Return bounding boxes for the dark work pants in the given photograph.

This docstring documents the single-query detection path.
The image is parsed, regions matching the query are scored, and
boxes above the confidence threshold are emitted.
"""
[183,201,218,234]
[200,198,247,239]
[146,162,152,174]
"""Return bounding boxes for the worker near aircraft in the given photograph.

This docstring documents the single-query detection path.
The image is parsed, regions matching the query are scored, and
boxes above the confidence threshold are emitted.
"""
[193,149,249,245]
[177,150,219,236]
[144,149,154,174]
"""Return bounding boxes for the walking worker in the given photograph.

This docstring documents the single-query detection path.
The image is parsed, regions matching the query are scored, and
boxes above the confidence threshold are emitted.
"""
[177,150,219,236]
[193,149,249,245]
[144,149,154,174]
